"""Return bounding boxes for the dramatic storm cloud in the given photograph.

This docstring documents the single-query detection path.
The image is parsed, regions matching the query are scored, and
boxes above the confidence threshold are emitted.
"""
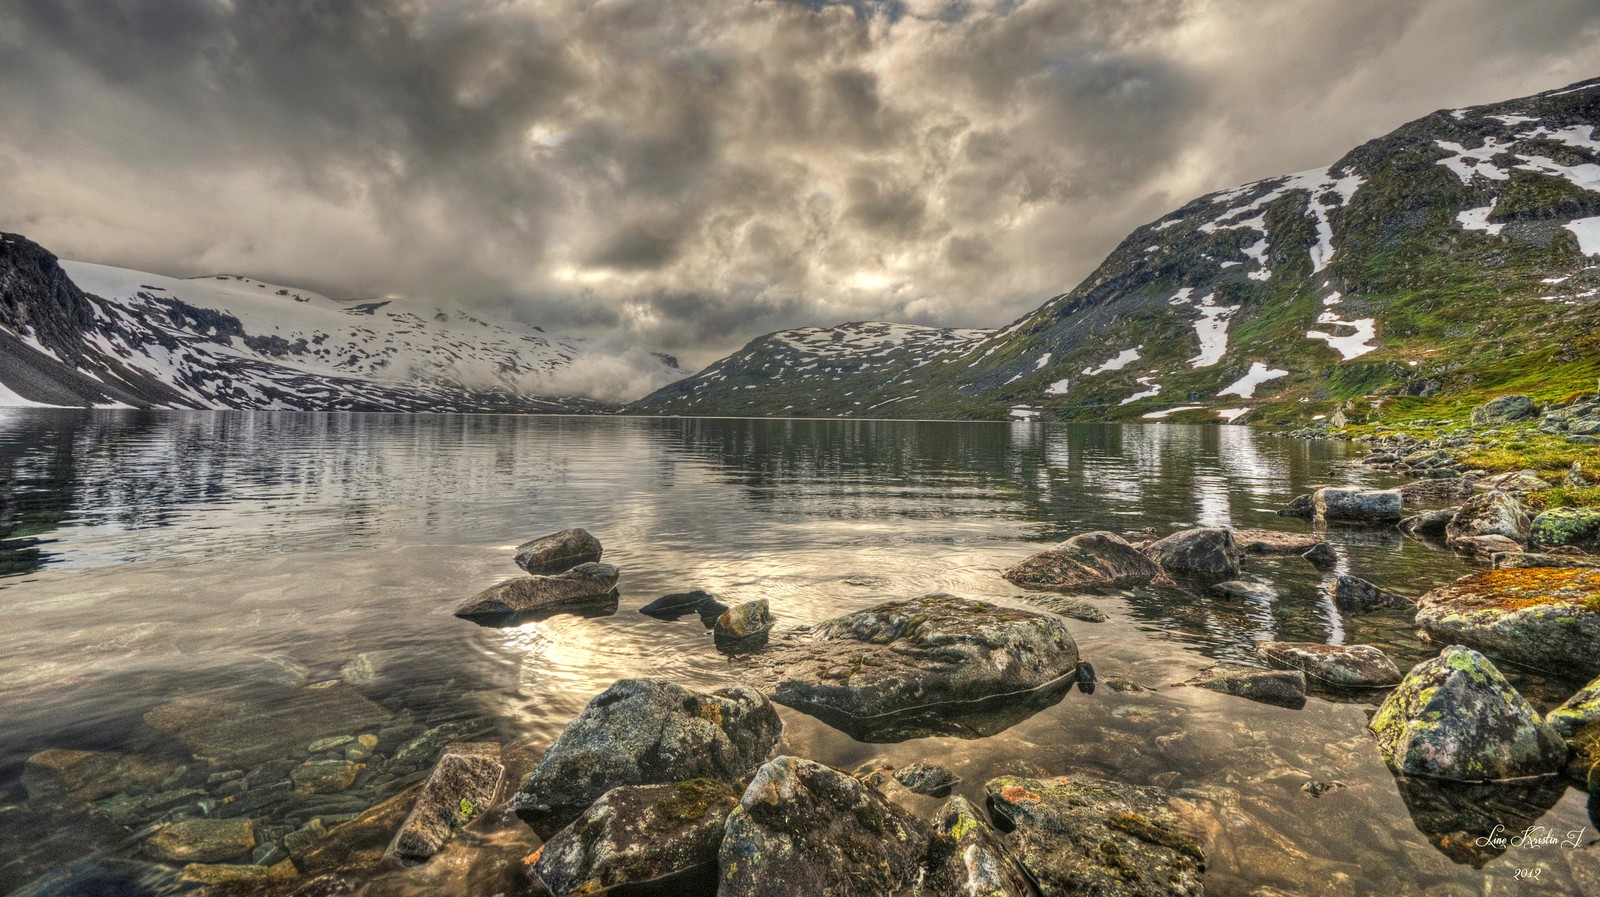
[3,0,1599,370]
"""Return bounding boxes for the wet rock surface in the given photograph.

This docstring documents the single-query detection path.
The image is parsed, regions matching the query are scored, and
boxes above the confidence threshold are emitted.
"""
[985,775,1205,897]
[639,589,722,620]
[719,756,929,897]
[510,678,781,836]
[529,778,737,897]
[389,743,504,864]
[759,594,1081,740]
[1313,487,1402,524]
[921,795,1029,897]
[1144,527,1240,580]
[1257,642,1402,688]
[891,761,960,796]
[1369,646,1565,781]
[1400,507,1457,539]
[1003,531,1160,590]
[715,598,774,640]
[1017,593,1109,622]
[514,528,603,574]
[1180,664,1307,708]
[1324,574,1412,611]
[1231,529,1324,554]
[453,562,620,618]
[1416,567,1600,678]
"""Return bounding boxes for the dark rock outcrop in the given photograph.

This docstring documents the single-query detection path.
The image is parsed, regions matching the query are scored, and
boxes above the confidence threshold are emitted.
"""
[510,678,781,836]
[1470,395,1535,426]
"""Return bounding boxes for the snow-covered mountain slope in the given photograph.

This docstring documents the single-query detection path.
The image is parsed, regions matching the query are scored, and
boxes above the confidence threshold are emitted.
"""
[633,321,990,416]
[634,76,1600,423]
[0,235,680,412]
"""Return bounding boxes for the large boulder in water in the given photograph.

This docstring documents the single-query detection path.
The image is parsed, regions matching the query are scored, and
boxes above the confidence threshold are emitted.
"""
[1144,527,1240,580]
[984,775,1205,897]
[454,563,619,618]
[509,678,780,836]
[1257,642,1402,688]
[765,595,1080,738]
[1313,487,1402,523]
[527,779,737,897]
[1368,646,1565,781]
[514,528,603,574]
[1415,567,1600,679]
[718,756,929,897]
[1470,394,1535,426]
[1445,491,1529,551]
[1002,531,1160,590]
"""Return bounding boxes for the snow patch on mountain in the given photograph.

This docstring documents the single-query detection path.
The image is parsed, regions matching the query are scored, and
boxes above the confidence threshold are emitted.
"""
[1218,362,1289,398]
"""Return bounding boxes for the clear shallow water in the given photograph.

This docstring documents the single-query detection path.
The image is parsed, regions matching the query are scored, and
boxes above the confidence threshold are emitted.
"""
[0,410,1593,895]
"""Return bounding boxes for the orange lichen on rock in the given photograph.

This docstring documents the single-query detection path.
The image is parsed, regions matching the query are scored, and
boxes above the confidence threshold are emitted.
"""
[1000,784,1041,804]
[1432,567,1600,611]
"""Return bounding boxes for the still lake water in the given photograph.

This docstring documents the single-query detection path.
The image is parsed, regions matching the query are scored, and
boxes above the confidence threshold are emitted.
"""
[0,410,1594,895]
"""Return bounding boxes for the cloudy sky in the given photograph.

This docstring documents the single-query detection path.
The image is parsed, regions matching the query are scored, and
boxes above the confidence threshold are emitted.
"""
[3,0,1599,371]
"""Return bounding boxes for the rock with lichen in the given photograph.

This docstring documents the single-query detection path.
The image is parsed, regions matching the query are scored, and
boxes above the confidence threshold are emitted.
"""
[1313,487,1402,524]
[1002,532,1160,590]
[919,795,1029,897]
[984,775,1205,897]
[1446,491,1530,552]
[1548,675,1600,738]
[510,679,780,837]
[1415,567,1600,678]
[389,743,504,864]
[1530,507,1600,551]
[1368,645,1565,781]
[529,779,737,897]
[718,756,929,897]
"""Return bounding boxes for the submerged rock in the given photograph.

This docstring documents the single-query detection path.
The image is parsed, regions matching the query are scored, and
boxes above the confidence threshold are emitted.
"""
[1210,580,1276,600]
[1400,507,1458,539]
[21,750,178,802]
[922,795,1029,897]
[291,759,363,794]
[529,779,737,897]
[1416,567,1600,678]
[1313,487,1402,524]
[1181,664,1306,708]
[514,527,603,574]
[766,594,1080,738]
[390,744,504,864]
[1530,507,1600,551]
[1392,774,1570,867]
[1002,531,1160,590]
[1369,645,1564,781]
[1257,642,1401,688]
[453,562,620,618]
[1144,527,1240,580]
[891,762,960,796]
[1446,491,1529,552]
[1324,574,1412,611]
[1301,541,1338,569]
[144,818,256,864]
[510,678,780,836]
[1231,529,1324,554]
[142,684,392,766]
[1277,494,1315,519]
[719,756,929,897]
[1018,594,1108,622]
[985,775,1205,897]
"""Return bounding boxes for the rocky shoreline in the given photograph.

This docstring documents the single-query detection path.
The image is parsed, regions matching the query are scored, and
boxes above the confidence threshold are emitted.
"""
[12,410,1600,897]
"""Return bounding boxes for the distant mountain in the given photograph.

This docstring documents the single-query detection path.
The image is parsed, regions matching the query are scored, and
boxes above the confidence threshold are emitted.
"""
[634,321,990,417]
[0,234,680,412]
[633,76,1600,423]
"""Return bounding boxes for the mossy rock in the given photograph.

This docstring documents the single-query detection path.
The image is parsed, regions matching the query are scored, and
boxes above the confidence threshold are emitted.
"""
[1530,507,1600,550]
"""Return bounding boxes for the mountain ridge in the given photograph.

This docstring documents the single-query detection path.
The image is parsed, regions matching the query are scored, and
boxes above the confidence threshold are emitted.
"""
[632,76,1600,424]
[0,234,681,412]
